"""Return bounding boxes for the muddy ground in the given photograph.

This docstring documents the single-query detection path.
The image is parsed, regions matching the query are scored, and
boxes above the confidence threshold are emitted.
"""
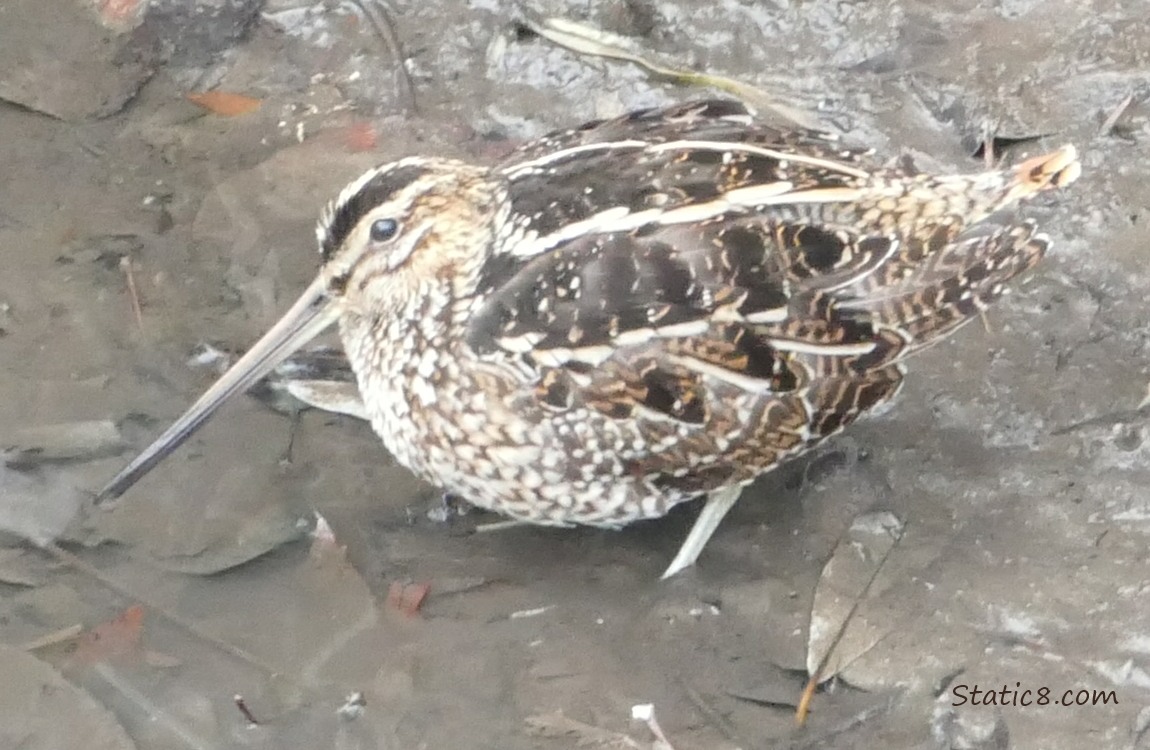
[1,1,1149,749]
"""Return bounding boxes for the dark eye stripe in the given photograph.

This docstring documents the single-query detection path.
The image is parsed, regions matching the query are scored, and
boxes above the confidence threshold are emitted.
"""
[320,164,427,260]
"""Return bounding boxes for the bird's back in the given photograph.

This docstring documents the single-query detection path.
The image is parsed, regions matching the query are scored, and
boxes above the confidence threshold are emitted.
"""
[383,99,1076,523]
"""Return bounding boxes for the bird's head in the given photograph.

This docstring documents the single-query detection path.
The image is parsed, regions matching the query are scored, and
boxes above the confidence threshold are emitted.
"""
[96,156,496,502]
[316,157,497,320]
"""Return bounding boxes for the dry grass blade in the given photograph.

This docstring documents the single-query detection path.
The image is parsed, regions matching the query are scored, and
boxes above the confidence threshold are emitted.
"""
[520,15,820,129]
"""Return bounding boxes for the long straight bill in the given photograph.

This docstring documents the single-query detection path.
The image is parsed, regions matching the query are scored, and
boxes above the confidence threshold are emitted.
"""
[96,275,341,503]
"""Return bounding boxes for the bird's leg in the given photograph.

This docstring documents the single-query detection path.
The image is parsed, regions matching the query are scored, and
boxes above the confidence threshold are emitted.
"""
[661,485,744,579]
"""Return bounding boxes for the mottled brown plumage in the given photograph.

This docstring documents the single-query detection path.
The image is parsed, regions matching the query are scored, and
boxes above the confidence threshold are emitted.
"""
[98,100,1080,577]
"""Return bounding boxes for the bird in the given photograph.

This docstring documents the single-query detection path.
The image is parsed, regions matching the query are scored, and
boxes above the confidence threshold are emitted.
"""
[96,99,1081,578]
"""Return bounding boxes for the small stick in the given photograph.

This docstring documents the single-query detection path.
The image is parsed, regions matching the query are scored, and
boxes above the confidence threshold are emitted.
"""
[20,623,84,652]
[981,120,996,169]
[1100,91,1134,136]
[119,255,144,330]
[234,694,260,725]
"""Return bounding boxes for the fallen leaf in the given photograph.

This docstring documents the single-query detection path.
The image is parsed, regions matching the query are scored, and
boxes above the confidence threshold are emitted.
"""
[343,122,378,152]
[187,91,262,116]
[143,514,307,576]
[97,0,144,27]
[69,605,145,666]
[386,581,431,617]
[806,513,904,686]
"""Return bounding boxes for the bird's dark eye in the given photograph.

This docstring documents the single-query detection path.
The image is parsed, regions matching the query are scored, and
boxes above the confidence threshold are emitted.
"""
[370,218,399,243]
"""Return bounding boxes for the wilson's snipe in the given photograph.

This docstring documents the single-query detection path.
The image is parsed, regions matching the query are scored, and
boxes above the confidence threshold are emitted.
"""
[98,100,1080,577]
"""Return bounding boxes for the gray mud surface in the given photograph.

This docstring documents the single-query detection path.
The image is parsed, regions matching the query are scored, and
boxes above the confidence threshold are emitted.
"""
[1,1,1149,748]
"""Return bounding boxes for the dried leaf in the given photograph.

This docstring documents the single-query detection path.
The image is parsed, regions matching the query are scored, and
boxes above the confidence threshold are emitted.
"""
[187,91,262,116]
[70,604,145,666]
[97,0,144,27]
[386,581,431,617]
[343,121,379,152]
[806,512,905,683]
[144,514,307,576]
[520,15,820,129]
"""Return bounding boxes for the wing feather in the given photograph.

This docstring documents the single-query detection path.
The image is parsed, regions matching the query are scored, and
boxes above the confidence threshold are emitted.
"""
[464,98,1061,462]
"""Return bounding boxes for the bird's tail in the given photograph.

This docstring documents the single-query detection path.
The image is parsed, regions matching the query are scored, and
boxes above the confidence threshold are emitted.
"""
[838,219,1050,351]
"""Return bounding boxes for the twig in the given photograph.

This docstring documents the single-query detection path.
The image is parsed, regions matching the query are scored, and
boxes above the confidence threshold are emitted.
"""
[1099,91,1134,136]
[234,694,260,725]
[120,255,144,330]
[354,0,418,113]
[20,623,84,652]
